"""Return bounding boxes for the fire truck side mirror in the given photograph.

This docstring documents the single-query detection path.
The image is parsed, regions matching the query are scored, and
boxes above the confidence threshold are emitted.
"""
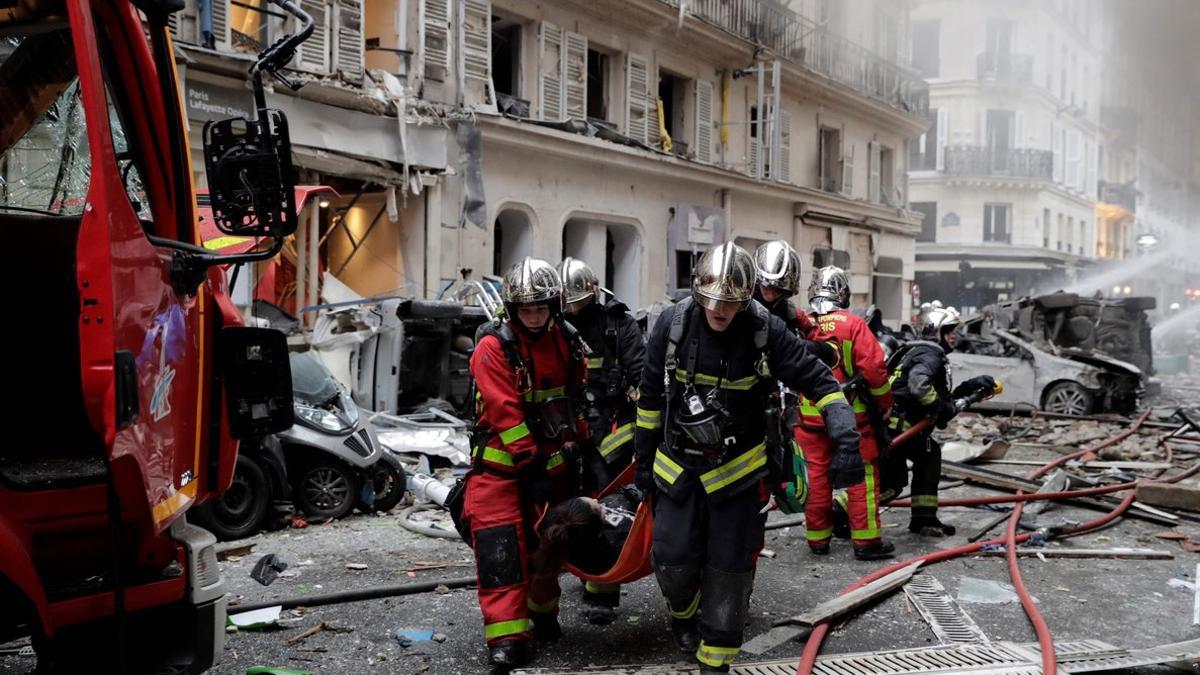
[202,110,298,241]
[218,327,295,438]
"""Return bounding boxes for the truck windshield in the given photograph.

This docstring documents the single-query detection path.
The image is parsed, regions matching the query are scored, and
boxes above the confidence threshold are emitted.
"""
[1,28,146,218]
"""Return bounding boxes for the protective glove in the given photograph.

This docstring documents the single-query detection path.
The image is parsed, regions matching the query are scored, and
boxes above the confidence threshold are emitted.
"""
[634,460,656,499]
[934,399,957,429]
[821,400,864,489]
[952,375,996,399]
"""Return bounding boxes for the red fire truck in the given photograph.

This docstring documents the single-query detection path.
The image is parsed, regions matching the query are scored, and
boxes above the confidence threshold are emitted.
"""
[0,0,310,670]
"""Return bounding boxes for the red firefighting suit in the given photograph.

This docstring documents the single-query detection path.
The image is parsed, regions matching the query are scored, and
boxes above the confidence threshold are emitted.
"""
[462,319,586,646]
[795,309,893,550]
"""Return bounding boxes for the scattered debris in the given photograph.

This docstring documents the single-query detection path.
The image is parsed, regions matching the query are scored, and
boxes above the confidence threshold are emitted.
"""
[245,667,313,675]
[344,563,369,571]
[0,645,34,657]
[392,629,435,648]
[741,562,922,655]
[228,606,283,630]
[434,584,451,594]
[973,547,1173,560]
[432,633,448,643]
[1136,479,1200,513]
[759,548,776,559]
[217,543,256,561]
[251,554,289,586]
[285,623,327,646]
[291,517,309,529]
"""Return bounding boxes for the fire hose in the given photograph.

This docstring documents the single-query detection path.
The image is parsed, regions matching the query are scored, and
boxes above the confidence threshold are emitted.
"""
[796,409,1198,675]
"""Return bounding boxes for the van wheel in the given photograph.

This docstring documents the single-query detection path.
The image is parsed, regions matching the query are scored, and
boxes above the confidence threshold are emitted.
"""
[294,460,359,520]
[191,455,271,540]
[363,461,406,513]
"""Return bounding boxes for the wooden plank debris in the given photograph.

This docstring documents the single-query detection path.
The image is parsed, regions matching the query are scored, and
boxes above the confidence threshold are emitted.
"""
[1136,480,1200,513]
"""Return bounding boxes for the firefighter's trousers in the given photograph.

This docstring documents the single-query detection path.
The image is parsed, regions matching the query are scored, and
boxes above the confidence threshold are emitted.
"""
[881,433,942,522]
[796,425,883,548]
[651,476,767,670]
[462,470,563,646]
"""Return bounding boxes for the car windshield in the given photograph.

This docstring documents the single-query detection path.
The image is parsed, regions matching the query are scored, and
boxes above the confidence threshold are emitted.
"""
[289,352,340,405]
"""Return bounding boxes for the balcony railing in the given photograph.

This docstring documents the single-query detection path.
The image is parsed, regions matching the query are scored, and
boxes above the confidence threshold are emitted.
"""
[943,146,1053,180]
[977,51,1033,84]
[659,0,928,117]
[1099,181,1137,213]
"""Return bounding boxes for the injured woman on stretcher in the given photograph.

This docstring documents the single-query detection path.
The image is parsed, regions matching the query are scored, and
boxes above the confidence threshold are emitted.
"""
[533,487,643,577]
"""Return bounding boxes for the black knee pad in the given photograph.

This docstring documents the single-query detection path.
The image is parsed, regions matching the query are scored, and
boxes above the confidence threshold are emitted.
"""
[473,524,523,589]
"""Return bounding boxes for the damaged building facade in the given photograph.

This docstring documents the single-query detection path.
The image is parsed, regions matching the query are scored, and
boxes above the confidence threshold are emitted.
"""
[908,0,1200,315]
[175,0,929,325]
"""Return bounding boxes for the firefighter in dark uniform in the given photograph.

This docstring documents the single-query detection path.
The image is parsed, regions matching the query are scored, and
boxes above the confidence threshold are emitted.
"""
[885,303,995,537]
[558,256,645,624]
[634,242,862,674]
[462,257,588,668]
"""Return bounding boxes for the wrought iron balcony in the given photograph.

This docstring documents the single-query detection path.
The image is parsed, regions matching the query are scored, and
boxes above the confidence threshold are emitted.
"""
[943,146,1053,180]
[1099,181,1137,213]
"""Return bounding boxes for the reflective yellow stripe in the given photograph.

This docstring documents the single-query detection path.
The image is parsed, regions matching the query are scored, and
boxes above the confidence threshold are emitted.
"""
[815,391,847,411]
[499,422,531,446]
[599,423,634,457]
[670,591,701,619]
[527,596,559,613]
[699,443,767,494]
[801,397,866,415]
[586,357,605,369]
[841,339,854,377]
[696,641,739,667]
[806,527,833,541]
[479,446,515,467]
[546,451,565,471]
[869,380,892,396]
[918,388,938,405]
[484,619,530,640]
[636,407,663,430]
[833,490,849,510]
[653,449,683,485]
[852,464,880,540]
[524,386,566,403]
[911,494,938,507]
[585,581,618,594]
[675,369,760,390]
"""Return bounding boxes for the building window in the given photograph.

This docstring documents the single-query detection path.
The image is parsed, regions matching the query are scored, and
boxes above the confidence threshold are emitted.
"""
[910,109,939,170]
[880,145,895,204]
[983,203,1011,243]
[911,20,939,77]
[912,202,937,243]
[586,48,609,121]
[985,19,1013,57]
[1057,213,1064,251]
[819,126,842,192]
[658,70,689,151]
[985,109,1015,170]
[1043,208,1050,249]
[491,19,521,99]
[1066,216,1074,253]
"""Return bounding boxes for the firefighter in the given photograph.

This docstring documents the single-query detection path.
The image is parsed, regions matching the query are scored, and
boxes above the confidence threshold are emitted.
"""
[885,303,995,537]
[462,257,588,668]
[634,242,862,674]
[558,256,645,625]
[796,266,895,560]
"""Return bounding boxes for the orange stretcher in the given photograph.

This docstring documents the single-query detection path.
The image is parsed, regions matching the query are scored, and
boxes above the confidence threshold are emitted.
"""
[561,462,654,584]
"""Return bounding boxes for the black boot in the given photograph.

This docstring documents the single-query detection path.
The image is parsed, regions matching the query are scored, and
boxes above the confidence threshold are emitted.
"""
[699,665,730,674]
[670,617,700,654]
[831,499,851,540]
[488,639,532,670]
[852,540,896,561]
[583,604,616,625]
[909,517,956,537]
[530,613,561,642]
[808,541,830,555]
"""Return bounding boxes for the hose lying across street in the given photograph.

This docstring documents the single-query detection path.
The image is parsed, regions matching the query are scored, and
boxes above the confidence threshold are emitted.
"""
[796,409,1200,675]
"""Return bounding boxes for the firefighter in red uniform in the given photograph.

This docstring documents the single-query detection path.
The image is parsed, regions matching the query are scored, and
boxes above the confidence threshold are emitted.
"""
[796,266,896,560]
[462,257,588,669]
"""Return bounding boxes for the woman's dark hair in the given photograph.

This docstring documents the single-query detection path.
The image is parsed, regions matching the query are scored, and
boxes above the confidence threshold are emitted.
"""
[539,498,602,550]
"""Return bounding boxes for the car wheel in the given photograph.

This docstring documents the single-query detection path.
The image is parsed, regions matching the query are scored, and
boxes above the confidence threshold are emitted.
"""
[294,459,359,520]
[1043,382,1094,416]
[191,455,271,541]
[363,460,406,513]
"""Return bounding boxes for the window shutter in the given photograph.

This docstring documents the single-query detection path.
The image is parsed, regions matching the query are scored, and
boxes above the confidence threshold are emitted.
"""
[1051,121,1063,183]
[1086,140,1098,199]
[1014,110,1025,148]
[868,141,881,202]
[333,0,364,83]
[695,79,714,164]
[421,0,452,82]
[211,0,230,49]
[762,101,774,179]
[462,0,492,84]
[936,107,948,170]
[539,22,565,121]
[293,0,331,75]
[841,142,855,196]
[167,0,197,44]
[564,31,587,119]
[1067,130,1081,190]
[749,137,760,179]
[777,109,791,182]
[625,52,650,144]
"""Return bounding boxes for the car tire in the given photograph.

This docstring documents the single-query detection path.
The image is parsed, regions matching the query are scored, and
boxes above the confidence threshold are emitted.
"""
[404,299,464,319]
[1042,382,1095,416]
[1035,293,1079,310]
[294,459,360,520]
[363,460,406,513]
[190,455,271,541]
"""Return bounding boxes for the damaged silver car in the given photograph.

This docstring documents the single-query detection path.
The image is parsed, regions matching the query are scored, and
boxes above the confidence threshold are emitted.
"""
[952,324,1143,415]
